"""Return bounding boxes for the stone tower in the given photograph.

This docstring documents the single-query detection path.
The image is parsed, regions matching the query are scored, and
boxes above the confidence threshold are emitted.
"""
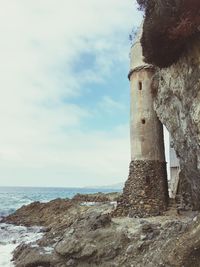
[115,25,169,217]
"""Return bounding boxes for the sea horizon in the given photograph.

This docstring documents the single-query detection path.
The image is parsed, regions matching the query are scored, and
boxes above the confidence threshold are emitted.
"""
[0,182,123,190]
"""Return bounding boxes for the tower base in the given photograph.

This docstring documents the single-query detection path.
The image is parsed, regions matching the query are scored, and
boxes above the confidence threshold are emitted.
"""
[114,160,169,218]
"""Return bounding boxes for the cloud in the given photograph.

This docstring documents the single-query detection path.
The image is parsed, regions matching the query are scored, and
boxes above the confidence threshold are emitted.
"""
[98,96,125,113]
[0,1,142,187]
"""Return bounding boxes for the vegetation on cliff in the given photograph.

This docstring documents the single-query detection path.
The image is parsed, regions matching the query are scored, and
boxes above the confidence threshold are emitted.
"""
[136,0,200,67]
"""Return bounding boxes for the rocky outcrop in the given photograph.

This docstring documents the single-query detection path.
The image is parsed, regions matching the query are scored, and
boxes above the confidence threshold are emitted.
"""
[153,37,200,210]
[4,197,200,267]
[2,198,75,227]
[72,192,120,203]
[3,193,120,229]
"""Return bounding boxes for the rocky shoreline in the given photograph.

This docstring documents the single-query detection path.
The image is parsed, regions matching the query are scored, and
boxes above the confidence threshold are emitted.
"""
[2,192,200,267]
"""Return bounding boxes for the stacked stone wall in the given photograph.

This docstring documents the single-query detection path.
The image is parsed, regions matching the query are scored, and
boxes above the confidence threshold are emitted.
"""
[114,160,168,217]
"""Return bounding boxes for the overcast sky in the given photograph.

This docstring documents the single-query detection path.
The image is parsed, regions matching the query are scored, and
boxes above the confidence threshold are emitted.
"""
[0,1,144,187]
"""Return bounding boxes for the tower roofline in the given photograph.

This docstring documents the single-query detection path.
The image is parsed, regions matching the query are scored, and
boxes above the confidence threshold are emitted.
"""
[129,22,153,76]
[128,65,155,80]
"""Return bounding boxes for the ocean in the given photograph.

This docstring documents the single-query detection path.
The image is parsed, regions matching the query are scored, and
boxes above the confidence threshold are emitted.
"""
[0,186,120,267]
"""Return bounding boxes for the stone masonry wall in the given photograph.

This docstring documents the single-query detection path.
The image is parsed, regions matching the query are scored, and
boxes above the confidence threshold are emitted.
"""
[114,160,168,217]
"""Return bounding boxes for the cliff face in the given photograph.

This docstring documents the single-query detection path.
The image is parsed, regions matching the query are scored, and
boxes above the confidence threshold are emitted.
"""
[154,37,200,209]
[136,0,200,210]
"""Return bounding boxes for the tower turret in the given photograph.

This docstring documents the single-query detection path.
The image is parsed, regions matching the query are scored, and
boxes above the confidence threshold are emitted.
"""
[115,25,169,217]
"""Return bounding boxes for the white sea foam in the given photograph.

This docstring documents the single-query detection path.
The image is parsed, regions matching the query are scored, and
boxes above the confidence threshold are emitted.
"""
[0,243,16,267]
[0,223,44,267]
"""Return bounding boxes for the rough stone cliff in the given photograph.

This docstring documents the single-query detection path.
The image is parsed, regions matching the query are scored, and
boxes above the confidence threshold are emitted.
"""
[136,0,200,210]
[153,37,200,210]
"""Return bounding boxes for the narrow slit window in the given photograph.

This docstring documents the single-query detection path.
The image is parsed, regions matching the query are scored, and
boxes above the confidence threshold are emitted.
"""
[139,81,142,90]
[141,118,146,124]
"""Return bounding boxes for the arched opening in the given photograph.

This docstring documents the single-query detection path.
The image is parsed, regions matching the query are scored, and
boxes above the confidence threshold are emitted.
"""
[163,126,180,198]
[141,118,146,124]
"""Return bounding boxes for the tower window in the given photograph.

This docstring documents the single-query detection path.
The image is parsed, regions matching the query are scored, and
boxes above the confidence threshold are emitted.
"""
[138,81,142,90]
[141,118,146,124]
